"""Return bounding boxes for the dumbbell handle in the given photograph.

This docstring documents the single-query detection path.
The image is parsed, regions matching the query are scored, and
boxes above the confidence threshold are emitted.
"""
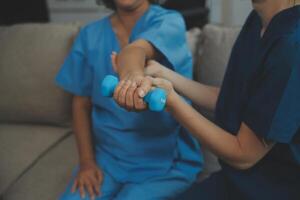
[101,75,166,112]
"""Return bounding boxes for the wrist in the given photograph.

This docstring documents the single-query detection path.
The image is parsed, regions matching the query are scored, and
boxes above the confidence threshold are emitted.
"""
[79,158,95,166]
[161,68,175,85]
[156,66,168,79]
[167,90,180,109]
[120,70,144,80]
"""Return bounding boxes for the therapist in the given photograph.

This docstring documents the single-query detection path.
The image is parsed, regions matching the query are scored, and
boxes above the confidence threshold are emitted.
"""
[135,0,300,199]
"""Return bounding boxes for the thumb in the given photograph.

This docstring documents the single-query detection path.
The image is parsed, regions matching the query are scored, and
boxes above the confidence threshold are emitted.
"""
[111,52,118,73]
[96,169,103,185]
[137,76,153,98]
[146,59,157,67]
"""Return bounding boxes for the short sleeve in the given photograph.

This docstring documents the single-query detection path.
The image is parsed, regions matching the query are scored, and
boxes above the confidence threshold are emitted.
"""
[243,39,300,143]
[55,28,93,96]
[135,11,192,78]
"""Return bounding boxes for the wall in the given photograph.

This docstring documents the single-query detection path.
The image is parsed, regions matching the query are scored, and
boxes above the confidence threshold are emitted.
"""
[48,0,253,26]
[47,0,111,23]
[207,0,253,26]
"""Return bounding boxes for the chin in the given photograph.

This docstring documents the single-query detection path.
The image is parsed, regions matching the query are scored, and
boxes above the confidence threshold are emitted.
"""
[114,0,145,11]
[251,0,266,10]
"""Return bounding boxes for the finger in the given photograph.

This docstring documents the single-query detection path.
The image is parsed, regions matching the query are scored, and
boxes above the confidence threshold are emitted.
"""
[137,76,152,98]
[85,181,95,200]
[145,60,159,77]
[133,91,147,111]
[79,180,86,199]
[96,171,103,196]
[113,80,125,103]
[96,170,103,185]
[135,77,143,87]
[152,78,164,87]
[146,59,152,66]
[125,82,137,110]
[71,179,78,193]
[146,59,157,67]
[144,66,154,77]
[118,80,132,108]
[111,52,118,73]
[90,176,101,196]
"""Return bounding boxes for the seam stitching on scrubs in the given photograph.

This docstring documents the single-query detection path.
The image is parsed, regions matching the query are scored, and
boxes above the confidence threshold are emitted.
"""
[1,131,73,196]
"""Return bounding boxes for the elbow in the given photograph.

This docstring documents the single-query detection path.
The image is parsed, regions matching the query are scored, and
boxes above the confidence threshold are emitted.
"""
[232,161,256,170]
[229,156,259,170]
[227,150,259,170]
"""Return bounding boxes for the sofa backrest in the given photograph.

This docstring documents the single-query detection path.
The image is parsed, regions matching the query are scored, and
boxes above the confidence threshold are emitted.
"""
[0,23,81,126]
[194,24,241,178]
[195,24,241,86]
[194,24,240,118]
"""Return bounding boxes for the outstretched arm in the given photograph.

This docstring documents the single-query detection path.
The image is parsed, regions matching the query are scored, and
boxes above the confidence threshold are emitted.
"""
[145,60,220,112]
[116,40,157,79]
[112,40,159,111]
[150,78,274,170]
[169,93,273,170]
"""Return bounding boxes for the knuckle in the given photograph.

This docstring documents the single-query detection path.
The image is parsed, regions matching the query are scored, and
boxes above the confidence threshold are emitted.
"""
[118,93,125,101]
[131,82,137,88]
[119,94,125,102]
[125,80,131,86]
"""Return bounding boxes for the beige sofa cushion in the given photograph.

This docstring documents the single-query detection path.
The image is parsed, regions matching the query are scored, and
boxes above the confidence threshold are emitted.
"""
[0,23,80,126]
[195,24,241,86]
[194,24,241,179]
[3,135,77,200]
[186,28,202,61]
[0,124,71,195]
[194,24,241,121]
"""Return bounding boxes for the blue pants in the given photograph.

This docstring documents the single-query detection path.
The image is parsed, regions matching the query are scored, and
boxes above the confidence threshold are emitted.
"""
[59,168,192,200]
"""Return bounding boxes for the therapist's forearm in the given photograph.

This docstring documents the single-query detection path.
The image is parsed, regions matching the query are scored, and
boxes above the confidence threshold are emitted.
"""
[167,93,262,169]
[161,67,220,111]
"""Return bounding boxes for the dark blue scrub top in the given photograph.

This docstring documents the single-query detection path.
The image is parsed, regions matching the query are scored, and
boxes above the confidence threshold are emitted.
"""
[215,6,300,200]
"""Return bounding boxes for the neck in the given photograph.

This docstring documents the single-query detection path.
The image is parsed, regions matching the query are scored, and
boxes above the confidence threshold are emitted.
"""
[253,0,292,29]
[116,1,150,31]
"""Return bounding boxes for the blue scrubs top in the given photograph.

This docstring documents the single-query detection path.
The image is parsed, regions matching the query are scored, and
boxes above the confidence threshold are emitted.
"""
[55,5,202,183]
[215,6,300,200]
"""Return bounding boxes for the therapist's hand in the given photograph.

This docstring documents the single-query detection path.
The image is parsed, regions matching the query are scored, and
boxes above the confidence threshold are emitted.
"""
[149,77,174,96]
[111,53,152,111]
[148,76,177,108]
[144,60,166,78]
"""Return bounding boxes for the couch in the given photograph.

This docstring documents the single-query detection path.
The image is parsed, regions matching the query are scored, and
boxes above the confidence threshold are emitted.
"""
[0,22,240,200]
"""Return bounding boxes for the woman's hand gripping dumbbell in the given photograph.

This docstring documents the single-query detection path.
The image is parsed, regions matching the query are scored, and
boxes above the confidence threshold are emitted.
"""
[101,75,167,112]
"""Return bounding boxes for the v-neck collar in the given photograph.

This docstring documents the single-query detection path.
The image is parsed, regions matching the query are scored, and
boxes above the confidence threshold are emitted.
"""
[106,5,152,50]
[257,5,300,41]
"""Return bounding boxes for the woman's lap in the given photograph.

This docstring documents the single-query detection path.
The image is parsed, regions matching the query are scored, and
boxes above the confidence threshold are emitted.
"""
[59,167,193,200]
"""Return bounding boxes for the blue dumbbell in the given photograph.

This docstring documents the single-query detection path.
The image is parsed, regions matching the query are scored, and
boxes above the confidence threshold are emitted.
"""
[101,75,167,112]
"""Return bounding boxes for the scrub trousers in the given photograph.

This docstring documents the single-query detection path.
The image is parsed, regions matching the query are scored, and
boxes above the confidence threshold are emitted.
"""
[59,168,192,200]
[175,170,300,200]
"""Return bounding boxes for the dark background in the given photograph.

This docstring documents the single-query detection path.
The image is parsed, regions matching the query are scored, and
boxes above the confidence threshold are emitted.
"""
[163,0,208,29]
[0,0,49,25]
[0,0,208,29]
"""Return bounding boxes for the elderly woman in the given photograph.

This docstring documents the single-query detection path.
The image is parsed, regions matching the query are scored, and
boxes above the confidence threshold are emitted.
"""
[142,0,300,200]
[55,0,202,199]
